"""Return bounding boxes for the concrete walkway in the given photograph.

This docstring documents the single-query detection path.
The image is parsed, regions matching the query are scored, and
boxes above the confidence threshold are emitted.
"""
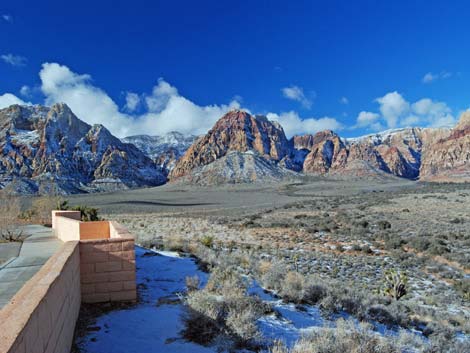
[0,225,63,308]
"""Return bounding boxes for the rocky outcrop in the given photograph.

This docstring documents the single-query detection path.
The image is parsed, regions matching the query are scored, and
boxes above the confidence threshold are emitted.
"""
[0,104,166,194]
[301,130,347,174]
[342,128,425,179]
[419,112,470,182]
[170,110,290,179]
[173,151,295,186]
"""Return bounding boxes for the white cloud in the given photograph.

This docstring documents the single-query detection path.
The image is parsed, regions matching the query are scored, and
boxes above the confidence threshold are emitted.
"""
[375,91,410,128]
[267,111,342,137]
[411,98,455,127]
[1,62,459,139]
[2,14,12,22]
[0,93,29,109]
[355,111,380,128]
[356,92,455,130]
[145,78,178,112]
[422,71,452,84]
[124,92,140,112]
[1,54,27,67]
[281,85,313,109]
[20,85,32,97]
[38,62,241,137]
[340,96,349,105]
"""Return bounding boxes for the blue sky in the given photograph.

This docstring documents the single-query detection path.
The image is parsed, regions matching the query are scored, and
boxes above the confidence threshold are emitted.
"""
[1,0,469,138]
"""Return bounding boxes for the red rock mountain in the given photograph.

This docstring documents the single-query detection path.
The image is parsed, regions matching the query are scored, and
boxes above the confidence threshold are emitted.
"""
[171,109,469,183]
[419,112,470,182]
[170,110,290,179]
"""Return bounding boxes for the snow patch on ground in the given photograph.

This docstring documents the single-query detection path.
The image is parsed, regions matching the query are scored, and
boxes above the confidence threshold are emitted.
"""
[77,247,211,353]
[77,247,436,352]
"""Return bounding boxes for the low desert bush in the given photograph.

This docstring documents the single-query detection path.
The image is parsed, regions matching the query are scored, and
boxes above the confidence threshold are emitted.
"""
[269,318,428,353]
[0,194,24,242]
[185,275,200,292]
[183,266,268,349]
[261,261,288,293]
[280,271,305,303]
[199,235,214,248]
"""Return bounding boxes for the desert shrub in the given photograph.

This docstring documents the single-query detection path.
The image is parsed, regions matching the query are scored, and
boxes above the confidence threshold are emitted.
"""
[384,236,405,250]
[183,266,267,349]
[0,194,24,242]
[281,271,305,303]
[428,239,450,255]
[382,269,408,300]
[269,319,411,353]
[354,219,369,228]
[261,261,287,293]
[71,205,100,222]
[454,279,470,301]
[378,220,392,230]
[303,282,328,305]
[51,200,100,222]
[409,236,431,252]
[163,235,187,252]
[32,196,62,224]
[185,275,200,292]
[365,305,400,327]
[199,235,214,248]
[181,301,222,345]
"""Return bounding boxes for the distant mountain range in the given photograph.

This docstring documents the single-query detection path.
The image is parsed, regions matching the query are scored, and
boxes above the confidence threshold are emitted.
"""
[170,110,470,184]
[0,103,468,194]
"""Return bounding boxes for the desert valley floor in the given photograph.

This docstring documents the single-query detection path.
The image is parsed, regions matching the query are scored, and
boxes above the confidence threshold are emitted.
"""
[68,178,470,352]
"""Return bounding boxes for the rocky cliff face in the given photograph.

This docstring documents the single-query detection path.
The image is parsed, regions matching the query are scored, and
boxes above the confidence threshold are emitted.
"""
[170,109,470,184]
[170,110,290,179]
[0,104,166,194]
[419,112,470,182]
[341,128,425,179]
[122,132,197,176]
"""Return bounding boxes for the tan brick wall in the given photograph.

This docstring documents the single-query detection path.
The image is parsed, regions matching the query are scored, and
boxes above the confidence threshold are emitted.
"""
[53,214,81,242]
[79,238,136,303]
[0,241,81,353]
[0,214,138,353]
[79,221,110,240]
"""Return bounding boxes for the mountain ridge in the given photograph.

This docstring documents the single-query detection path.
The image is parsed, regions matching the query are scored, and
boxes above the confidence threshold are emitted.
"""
[0,103,468,194]
[0,103,166,194]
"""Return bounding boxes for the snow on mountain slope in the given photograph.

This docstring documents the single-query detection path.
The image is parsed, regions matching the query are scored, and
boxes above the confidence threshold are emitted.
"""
[0,104,167,194]
[122,132,197,175]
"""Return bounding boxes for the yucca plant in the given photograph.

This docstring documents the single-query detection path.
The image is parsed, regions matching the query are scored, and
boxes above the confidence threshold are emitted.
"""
[382,269,408,300]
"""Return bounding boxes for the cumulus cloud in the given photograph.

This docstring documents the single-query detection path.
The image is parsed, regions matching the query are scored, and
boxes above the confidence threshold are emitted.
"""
[355,111,381,129]
[0,93,29,109]
[1,54,27,67]
[281,85,313,109]
[356,92,456,130]
[267,111,342,137]
[38,62,241,137]
[124,92,140,112]
[411,98,455,127]
[375,91,410,128]
[422,71,452,84]
[1,62,459,139]
[20,85,32,97]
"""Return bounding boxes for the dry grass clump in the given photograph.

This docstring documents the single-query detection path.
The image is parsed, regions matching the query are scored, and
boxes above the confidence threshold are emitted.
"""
[269,319,432,353]
[0,193,24,242]
[182,266,269,350]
